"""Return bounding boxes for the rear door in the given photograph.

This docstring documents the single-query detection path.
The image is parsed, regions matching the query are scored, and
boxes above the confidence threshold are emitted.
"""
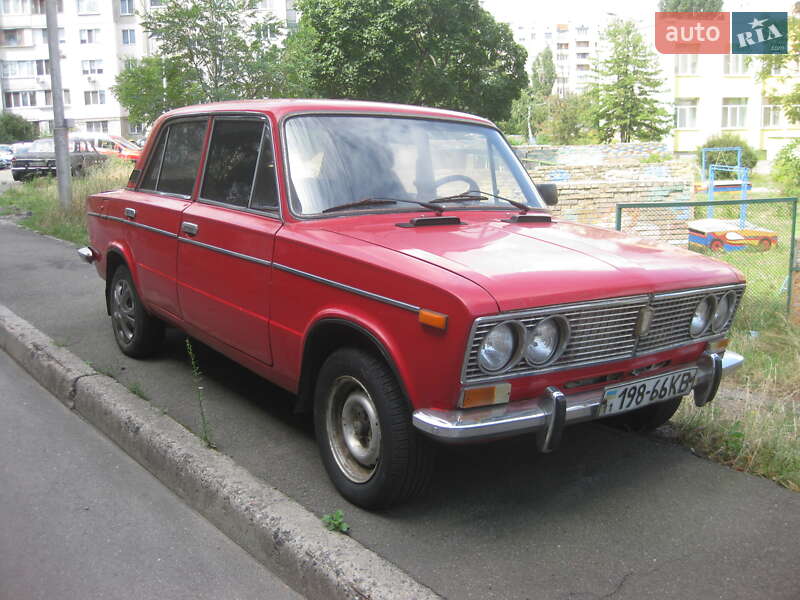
[112,118,208,318]
[176,116,281,365]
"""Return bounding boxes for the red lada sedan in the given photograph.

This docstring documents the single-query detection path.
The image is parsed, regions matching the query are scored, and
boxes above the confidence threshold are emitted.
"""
[79,99,745,508]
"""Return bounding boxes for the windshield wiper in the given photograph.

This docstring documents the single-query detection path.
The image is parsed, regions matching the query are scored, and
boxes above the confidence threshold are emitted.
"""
[431,190,530,214]
[323,197,443,215]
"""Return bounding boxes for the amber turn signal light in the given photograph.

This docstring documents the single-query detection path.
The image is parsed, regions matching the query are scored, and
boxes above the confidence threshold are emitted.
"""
[418,309,448,330]
[460,383,511,409]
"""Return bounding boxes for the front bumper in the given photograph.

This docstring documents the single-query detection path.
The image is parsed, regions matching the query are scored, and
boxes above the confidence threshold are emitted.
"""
[412,351,743,445]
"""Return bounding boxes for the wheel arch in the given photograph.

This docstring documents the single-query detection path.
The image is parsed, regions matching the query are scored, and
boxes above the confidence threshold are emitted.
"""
[295,318,411,415]
[104,244,136,315]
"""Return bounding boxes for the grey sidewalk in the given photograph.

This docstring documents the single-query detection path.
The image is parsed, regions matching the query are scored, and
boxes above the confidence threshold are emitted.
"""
[1,219,799,599]
[0,349,302,600]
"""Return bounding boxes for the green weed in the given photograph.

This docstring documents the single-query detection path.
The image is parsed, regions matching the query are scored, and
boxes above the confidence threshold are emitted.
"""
[185,338,216,450]
[322,509,350,534]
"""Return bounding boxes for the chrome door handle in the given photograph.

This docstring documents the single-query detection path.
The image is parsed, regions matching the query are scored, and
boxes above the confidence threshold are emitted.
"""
[181,222,199,236]
[124,207,136,219]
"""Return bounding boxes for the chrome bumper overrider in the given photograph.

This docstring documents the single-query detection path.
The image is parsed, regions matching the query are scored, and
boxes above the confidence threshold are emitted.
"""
[412,351,743,446]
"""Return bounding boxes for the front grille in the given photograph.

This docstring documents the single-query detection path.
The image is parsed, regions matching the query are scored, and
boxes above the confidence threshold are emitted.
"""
[462,284,745,384]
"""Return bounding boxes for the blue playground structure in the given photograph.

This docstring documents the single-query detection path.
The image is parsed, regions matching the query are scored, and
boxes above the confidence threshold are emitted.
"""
[699,146,751,227]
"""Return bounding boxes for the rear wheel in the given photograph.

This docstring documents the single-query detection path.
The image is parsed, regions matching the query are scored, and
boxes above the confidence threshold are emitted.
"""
[758,238,772,251]
[314,347,434,509]
[605,397,683,433]
[709,239,724,252]
[109,265,164,357]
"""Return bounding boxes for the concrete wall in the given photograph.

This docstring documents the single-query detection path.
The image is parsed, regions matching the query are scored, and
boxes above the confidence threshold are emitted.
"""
[515,142,669,166]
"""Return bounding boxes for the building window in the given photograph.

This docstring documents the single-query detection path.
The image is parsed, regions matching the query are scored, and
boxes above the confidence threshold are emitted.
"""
[576,40,589,48]
[150,0,162,5]
[84,90,106,105]
[675,98,698,129]
[31,0,63,13]
[1,0,28,14]
[81,59,103,75]
[120,0,133,15]
[557,42,569,49]
[34,28,65,45]
[122,29,136,45]
[722,98,747,128]
[576,25,589,35]
[576,64,590,71]
[762,98,783,127]
[556,53,568,62]
[675,54,698,75]
[576,52,589,59]
[0,29,24,47]
[80,29,100,44]
[129,122,145,135]
[44,88,71,105]
[723,55,747,75]
[86,120,108,133]
[77,0,99,14]
[4,90,37,107]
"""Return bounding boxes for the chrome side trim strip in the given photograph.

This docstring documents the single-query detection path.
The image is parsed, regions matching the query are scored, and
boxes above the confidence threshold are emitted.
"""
[178,237,273,267]
[273,263,420,313]
[87,212,420,313]
[87,212,177,238]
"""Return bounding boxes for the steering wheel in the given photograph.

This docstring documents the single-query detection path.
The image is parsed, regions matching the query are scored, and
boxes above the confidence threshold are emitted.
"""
[434,174,480,195]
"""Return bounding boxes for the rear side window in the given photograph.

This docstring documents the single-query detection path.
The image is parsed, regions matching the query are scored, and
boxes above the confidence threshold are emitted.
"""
[201,119,267,208]
[140,120,206,197]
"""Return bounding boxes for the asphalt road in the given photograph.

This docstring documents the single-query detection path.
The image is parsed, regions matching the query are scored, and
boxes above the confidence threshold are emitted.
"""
[1,219,799,599]
[0,343,301,599]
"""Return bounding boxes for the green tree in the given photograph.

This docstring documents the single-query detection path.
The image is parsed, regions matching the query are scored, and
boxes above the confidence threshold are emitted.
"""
[293,0,528,122]
[500,88,547,139]
[112,57,202,126]
[0,113,37,143]
[116,0,285,116]
[758,17,800,123]
[530,47,556,98]
[590,20,671,143]
[657,0,723,10]
[541,93,598,145]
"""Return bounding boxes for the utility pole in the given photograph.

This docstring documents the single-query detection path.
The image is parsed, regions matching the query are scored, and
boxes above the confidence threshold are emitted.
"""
[45,0,71,209]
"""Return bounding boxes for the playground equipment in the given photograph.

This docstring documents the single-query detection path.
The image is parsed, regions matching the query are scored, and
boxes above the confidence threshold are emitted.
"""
[688,147,778,251]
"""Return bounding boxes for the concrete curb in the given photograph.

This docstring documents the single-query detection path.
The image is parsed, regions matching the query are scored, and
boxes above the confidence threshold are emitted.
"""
[0,304,440,600]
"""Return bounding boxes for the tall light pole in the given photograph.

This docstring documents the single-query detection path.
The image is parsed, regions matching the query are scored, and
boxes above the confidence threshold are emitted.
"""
[45,0,71,209]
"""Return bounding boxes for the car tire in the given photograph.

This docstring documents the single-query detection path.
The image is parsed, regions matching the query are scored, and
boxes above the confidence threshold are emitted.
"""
[314,347,434,509]
[758,238,772,251]
[709,239,724,252]
[109,265,164,358]
[605,396,683,433]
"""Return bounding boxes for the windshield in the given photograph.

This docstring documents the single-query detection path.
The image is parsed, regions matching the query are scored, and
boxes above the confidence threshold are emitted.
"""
[29,139,54,153]
[284,115,543,216]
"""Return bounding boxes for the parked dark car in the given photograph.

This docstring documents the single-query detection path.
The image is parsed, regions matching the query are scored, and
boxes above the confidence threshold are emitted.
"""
[11,137,106,181]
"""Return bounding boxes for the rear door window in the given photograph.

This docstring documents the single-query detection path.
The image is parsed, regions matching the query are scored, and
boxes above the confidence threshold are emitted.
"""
[140,120,206,197]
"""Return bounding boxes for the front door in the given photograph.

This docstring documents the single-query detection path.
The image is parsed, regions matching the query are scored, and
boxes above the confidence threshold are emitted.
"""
[177,116,281,365]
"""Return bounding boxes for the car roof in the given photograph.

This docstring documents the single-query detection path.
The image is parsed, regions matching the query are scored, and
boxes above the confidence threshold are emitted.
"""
[159,99,495,127]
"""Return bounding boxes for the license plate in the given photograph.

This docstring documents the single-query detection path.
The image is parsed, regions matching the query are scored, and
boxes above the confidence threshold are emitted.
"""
[601,369,697,417]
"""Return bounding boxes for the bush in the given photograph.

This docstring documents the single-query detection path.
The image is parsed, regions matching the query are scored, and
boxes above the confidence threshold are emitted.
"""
[0,113,37,144]
[771,138,800,198]
[696,133,759,180]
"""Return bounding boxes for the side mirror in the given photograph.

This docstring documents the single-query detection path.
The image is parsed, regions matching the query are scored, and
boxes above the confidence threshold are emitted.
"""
[536,183,558,206]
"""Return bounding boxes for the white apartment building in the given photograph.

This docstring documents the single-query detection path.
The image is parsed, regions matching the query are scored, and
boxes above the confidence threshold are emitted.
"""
[0,0,296,139]
[508,20,601,96]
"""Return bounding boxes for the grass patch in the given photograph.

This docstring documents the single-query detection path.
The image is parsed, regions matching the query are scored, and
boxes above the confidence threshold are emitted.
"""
[0,158,132,246]
[672,391,799,492]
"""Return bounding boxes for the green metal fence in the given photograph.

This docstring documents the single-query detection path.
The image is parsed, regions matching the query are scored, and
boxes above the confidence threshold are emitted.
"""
[615,198,798,314]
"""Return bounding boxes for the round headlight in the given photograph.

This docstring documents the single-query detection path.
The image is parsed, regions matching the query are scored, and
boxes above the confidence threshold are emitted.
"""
[478,322,522,372]
[690,296,715,337]
[525,316,569,366]
[712,291,736,331]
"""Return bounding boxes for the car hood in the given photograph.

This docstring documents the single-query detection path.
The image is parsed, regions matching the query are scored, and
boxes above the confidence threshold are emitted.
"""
[323,214,742,312]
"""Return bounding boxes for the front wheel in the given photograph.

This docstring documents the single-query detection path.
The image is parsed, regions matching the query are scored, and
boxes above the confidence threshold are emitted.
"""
[314,348,434,509]
[109,265,164,358]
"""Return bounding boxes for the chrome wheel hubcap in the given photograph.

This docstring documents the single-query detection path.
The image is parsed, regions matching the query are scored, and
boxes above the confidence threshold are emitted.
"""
[111,279,136,344]
[326,376,381,483]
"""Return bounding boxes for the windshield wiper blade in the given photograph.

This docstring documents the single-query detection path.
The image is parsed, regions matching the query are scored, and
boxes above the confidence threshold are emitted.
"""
[323,197,443,215]
[430,190,530,213]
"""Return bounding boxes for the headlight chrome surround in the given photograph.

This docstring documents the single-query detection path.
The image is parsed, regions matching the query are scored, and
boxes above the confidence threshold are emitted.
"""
[711,291,736,332]
[477,321,525,373]
[690,295,716,337]
[524,315,570,366]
